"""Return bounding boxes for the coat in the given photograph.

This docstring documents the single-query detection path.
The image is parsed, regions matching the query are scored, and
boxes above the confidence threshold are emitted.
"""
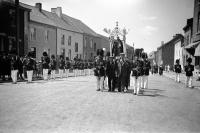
[184,64,194,76]
[174,64,181,73]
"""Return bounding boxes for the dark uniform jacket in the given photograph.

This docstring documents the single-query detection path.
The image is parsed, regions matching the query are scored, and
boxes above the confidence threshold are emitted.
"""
[143,59,151,76]
[59,59,65,69]
[132,60,139,78]
[11,59,18,70]
[65,61,71,69]
[184,64,194,76]
[174,64,181,73]
[94,56,105,77]
[26,58,35,71]
[137,59,144,76]
[42,56,50,69]
[50,59,57,70]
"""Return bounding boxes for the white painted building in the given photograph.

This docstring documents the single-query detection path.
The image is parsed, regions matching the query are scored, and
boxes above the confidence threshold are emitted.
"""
[174,39,183,69]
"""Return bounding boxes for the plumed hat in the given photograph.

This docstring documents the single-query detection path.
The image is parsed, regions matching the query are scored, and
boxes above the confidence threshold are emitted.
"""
[187,57,192,63]
[175,59,180,64]
[43,51,48,56]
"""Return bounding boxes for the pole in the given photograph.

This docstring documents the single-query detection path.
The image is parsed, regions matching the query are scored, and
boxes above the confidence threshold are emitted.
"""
[15,0,20,56]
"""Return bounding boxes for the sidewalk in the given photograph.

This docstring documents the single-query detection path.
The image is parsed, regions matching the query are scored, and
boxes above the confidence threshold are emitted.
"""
[163,71,200,89]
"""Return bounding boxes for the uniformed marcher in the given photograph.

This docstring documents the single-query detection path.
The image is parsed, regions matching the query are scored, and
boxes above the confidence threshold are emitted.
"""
[159,61,164,76]
[59,55,65,78]
[184,57,194,88]
[50,55,57,80]
[94,49,105,91]
[141,53,151,89]
[174,59,182,83]
[131,55,140,95]
[11,55,18,84]
[65,58,70,78]
[42,52,50,80]
[26,52,35,83]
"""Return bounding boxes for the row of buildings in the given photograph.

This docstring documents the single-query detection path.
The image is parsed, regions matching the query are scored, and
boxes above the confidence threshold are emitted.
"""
[149,0,200,73]
[0,0,112,61]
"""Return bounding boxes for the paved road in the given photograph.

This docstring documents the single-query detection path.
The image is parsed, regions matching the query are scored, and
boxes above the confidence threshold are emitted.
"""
[0,75,200,133]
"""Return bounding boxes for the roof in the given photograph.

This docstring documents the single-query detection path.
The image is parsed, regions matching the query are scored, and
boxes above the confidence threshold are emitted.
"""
[20,3,56,27]
[62,14,98,37]
[42,10,80,33]
[97,34,109,40]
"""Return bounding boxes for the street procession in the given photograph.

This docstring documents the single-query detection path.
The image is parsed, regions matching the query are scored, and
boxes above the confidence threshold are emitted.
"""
[1,0,200,132]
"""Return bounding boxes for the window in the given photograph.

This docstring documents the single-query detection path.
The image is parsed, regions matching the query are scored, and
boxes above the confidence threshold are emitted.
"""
[197,12,200,32]
[75,42,78,52]
[45,30,49,42]
[84,37,87,47]
[48,49,50,56]
[91,53,93,58]
[90,39,93,48]
[94,43,96,51]
[30,28,36,40]
[68,49,71,60]
[30,47,36,58]
[68,36,71,46]
[61,48,65,57]
[61,34,65,45]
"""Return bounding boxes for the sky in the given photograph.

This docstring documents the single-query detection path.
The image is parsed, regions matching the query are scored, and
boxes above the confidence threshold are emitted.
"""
[20,0,194,53]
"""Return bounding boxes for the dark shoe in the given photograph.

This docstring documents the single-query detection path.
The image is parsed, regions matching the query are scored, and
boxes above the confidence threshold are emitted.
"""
[96,89,100,91]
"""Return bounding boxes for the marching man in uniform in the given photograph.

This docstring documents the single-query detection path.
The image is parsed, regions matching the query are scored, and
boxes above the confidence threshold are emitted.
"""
[141,53,151,89]
[131,55,139,95]
[50,55,57,80]
[184,57,194,88]
[174,59,182,83]
[94,49,105,92]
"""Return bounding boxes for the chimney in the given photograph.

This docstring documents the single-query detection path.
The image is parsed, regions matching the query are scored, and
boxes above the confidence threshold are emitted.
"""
[51,7,62,17]
[161,41,164,45]
[35,3,42,12]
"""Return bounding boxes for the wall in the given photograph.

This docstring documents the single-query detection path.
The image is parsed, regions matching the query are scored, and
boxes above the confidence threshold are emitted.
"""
[56,28,83,60]
[28,22,57,61]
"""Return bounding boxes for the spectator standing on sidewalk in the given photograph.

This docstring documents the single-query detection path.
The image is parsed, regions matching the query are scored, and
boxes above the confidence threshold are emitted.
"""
[184,57,194,88]
[174,59,182,83]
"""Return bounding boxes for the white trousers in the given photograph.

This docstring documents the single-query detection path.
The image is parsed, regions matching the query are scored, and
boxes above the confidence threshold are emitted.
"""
[143,76,148,89]
[27,70,33,82]
[186,76,192,87]
[51,70,56,79]
[11,70,18,83]
[96,76,104,91]
[132,76,140,94]
[65,69,69,78]
[175,73,180,82]
[141,75,148,89]
[43,69,48,80]
[59,69,64,78]
[74,69,77,77]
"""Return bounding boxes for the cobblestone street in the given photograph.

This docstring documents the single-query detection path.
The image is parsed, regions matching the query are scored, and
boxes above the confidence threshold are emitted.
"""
[0,75,200,133]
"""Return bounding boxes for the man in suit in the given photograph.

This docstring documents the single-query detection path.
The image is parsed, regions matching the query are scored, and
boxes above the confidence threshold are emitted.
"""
[117,53,129,92]
[106,56,116,92]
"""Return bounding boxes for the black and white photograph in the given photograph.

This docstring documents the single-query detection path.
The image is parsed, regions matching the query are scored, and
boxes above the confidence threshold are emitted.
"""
[0,0,200,132]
